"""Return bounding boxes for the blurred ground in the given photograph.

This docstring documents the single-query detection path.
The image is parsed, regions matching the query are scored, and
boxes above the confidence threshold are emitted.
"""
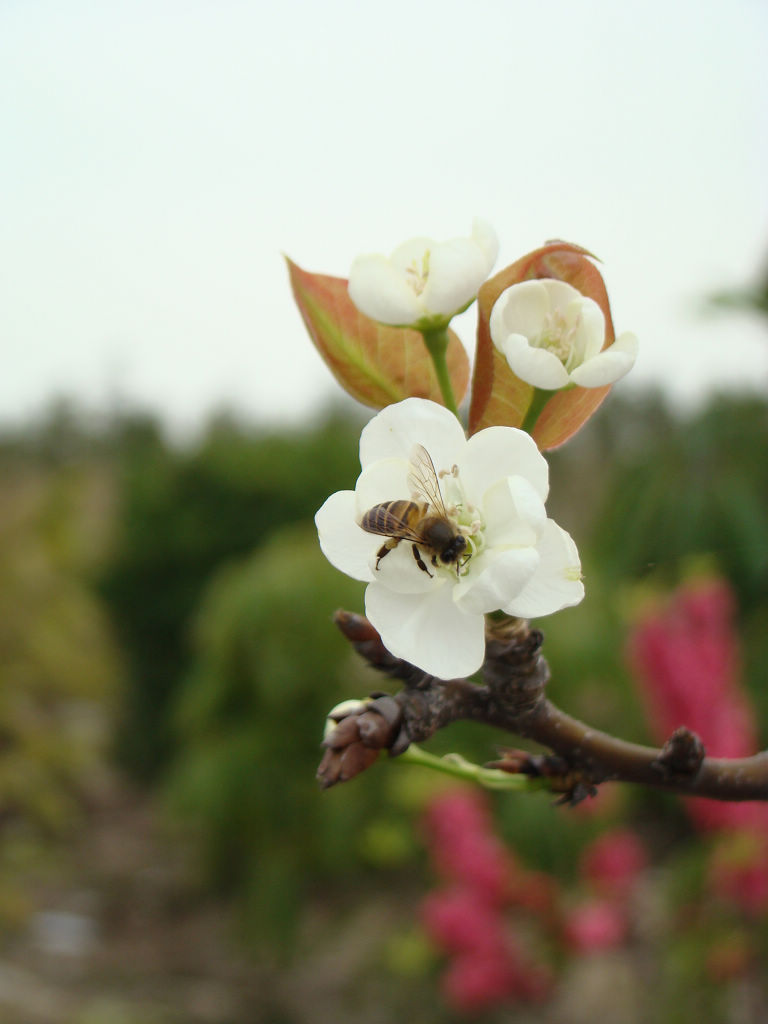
[0,773,428,1024]
[2,721,767,1024]
[0,774,266,1024]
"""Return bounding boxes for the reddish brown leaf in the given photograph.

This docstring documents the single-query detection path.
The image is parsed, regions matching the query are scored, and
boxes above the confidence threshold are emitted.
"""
[468,242,616,448]
[287,258,469,410]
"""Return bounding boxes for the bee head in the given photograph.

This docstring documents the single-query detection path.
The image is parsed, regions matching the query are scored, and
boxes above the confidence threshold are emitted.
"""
[440,534,467,565]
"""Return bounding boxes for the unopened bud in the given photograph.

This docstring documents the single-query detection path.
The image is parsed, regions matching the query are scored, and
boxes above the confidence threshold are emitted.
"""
[317,695,403,789]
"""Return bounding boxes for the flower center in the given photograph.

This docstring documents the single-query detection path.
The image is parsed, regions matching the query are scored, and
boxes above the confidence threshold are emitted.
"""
[533,309,581,369]
[404,249,431,296]
[437,463,485,576]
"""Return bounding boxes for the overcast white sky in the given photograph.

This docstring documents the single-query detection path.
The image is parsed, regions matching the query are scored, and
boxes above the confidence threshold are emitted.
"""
[2,0,767,434]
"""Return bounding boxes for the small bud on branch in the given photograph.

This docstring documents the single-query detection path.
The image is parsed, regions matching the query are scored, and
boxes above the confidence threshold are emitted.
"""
[317,694,408,789]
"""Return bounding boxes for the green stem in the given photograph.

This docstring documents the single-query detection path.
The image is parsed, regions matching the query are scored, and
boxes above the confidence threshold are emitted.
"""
[420,328,461,421]
[397,744,542,793]
[520,386,552,435]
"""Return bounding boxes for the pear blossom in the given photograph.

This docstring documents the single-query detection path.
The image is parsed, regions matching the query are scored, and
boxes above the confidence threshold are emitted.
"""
[315,398,583,679]
[489,279,638,390]
[348,219,499,330]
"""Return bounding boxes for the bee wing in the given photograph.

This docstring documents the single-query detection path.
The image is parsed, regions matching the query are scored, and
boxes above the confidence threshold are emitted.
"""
[407,444,448,516]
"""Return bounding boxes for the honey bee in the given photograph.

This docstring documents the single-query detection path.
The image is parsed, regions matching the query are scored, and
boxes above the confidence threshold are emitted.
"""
[360,444,467,577]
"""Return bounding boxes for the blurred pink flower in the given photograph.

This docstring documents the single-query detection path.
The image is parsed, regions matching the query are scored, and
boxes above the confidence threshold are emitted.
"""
[421,888,506,955]
[626,578,768,834]
[563,899,628,952]
[422,888,554,1011]
[441,948,520,1012]
[580,828,647,899]
[422,789,512,904]
[423,786,491,839]
[421,787,556,1011]
[442,943,553,1011]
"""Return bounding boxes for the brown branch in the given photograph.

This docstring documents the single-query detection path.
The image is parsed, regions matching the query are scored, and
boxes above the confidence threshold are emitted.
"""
[518,700,768,801]
[323,610,768,803]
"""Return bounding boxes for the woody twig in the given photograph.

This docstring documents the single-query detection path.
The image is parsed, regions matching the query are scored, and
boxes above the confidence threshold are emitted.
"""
[319,611,768,804]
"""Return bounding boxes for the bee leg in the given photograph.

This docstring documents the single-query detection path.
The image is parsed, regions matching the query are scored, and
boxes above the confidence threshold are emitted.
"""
[375,538,399,569]
[412,544,433,577]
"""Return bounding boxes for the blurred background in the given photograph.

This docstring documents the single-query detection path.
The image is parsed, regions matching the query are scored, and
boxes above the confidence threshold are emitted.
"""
[1,1,767,1021]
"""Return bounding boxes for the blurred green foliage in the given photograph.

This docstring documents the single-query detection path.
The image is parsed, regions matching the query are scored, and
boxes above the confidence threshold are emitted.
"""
[590,394,768,609]
[97,410,363,779]
[163,526,421,946]
[0,434,120,924]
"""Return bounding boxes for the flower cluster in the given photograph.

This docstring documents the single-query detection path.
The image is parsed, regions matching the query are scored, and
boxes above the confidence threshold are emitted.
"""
[315,397,584,678]
[627,577,768,916]
[420,789,554,1011]
[419,790,652,1011]
[563,828,647,953]
[345,219,637,393]
[305,220,642,678]
[627,577,768,833]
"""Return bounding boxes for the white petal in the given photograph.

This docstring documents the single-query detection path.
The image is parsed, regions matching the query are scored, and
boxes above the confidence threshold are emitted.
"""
[421,238,490,316]
[365,580,485,678]
[366,534,438,594]
[569,331,639,388]
[453,547,540,615]
[542,279,589,317]
[490,280,551,343]
[354,457,410,517]
[359,398,466,472]
[470,218,499,270]
[481,475,547,548]
[315,490,377,582]
[566,295,605,364]
[348,254,423,326]
[502,520,584,617]
[459,425,550,503]
[497,334,571,390]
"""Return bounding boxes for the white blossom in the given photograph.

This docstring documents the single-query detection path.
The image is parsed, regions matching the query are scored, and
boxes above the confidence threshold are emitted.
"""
[489,279,638,390]
[315,398,584,679]
[348,219,498,330]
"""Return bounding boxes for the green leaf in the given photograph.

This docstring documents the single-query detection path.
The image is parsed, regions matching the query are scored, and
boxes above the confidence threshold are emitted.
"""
[468,241,617,448]
[287,257,469,410]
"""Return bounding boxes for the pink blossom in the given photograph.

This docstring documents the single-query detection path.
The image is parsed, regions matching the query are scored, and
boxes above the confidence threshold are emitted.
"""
[441,949,520,1012]
[626,578,768,834]
[580,828,647,898]
[423,788,491,841]
[431,832,511,903]
[440,932,553,1011]
[421,888,506,955]
[422,788,512,903]
[420,787,557,1011]
[563,900,628,952]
